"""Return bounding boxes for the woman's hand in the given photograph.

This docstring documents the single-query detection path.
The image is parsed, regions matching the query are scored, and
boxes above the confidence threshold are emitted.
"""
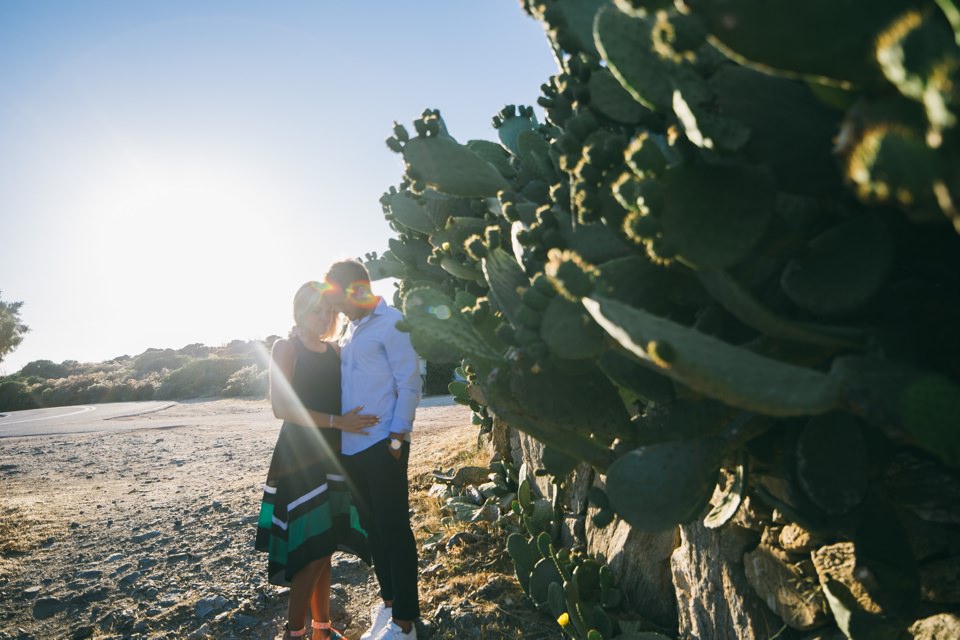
[333,406,379,434]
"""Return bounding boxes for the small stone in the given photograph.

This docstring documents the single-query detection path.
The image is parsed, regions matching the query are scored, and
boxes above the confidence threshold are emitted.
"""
[32,596,64,620]
[71,625,95,639]
[76,570,103,580]
[195,594,230,618]
[118,571,141,586]
[23,585,42,597]
[779,523,822,554]
[812,542,884,615]
[138,557,159,570]
[909,613,960,639]
[131,530,161,544]
[234,614,258,629]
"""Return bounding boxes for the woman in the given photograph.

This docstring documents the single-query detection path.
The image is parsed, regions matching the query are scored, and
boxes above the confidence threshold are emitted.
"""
[256,281,376,640]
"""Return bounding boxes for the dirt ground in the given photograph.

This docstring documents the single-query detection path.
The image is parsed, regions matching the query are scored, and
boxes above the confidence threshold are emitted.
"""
[0,398,561,640]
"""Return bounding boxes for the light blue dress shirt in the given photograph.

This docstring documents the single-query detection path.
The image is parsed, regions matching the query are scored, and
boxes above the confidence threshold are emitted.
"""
[340,298,422,455]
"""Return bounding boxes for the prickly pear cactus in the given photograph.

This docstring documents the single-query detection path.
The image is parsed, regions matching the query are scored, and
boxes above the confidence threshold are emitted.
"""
[366,2,960,638]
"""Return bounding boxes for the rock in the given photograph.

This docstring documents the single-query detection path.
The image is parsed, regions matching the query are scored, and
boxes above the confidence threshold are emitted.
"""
[130,530,161,544]
[22,586,42,597]
[719,523,760,564]
[884,452,960,525]
[32,597,64,620]
[463,485,483,505]
[919,556,960,603]
[779,523,823,554]
[731,494,774,532]
[194,595,229,619]
[71,625,94,639]
[232,613,258,629]
[743,544,830,630]
[811,542,884,615]
[118,571,141,587]
[75,587,110,604]
[75,570,103,580]
[589,509,678,629]
[427,483,450,498]
[671,519,782,639]
[909,613,960,639]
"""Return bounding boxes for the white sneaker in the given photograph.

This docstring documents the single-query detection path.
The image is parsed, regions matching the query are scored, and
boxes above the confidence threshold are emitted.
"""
[373,621,417,640]
[359,603,392,640]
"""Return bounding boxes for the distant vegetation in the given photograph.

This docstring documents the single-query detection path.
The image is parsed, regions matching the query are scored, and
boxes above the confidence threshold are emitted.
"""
[0,292,29,366]
[0,338,277,412]
[0,338,455,412]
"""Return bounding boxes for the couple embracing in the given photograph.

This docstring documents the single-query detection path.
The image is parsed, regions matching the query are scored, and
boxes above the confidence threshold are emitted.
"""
[255,260,422,640]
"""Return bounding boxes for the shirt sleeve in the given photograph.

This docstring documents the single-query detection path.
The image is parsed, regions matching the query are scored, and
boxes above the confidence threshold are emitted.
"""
[384,319,422,434]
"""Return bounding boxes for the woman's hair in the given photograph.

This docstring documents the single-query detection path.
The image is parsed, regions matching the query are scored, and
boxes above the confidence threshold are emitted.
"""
[292,281,338,340]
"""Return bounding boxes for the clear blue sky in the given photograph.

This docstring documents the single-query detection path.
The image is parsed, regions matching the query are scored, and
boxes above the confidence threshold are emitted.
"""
[0,1,557,374]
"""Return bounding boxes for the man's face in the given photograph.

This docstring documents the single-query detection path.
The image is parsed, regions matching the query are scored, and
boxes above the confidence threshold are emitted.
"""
[324,280,375,320]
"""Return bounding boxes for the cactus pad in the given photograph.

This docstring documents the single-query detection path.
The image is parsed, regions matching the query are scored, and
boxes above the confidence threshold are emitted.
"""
[584,295,845,416]
[605,438,722,531]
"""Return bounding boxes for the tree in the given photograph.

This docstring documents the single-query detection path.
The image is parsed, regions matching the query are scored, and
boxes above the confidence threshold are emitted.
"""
[0,292,29,365]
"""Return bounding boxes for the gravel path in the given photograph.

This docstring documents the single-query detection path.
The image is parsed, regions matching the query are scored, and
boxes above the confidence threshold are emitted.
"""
[0,397,474,640]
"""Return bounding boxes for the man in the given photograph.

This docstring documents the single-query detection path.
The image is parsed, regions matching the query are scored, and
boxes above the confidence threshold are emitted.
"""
[322,260,422,640]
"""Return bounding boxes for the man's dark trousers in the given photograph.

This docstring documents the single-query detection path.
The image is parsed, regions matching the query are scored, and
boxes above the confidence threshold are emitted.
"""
[344,438,419,620]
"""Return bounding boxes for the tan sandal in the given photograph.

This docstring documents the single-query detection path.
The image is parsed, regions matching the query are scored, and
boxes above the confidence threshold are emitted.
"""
[312,620,345,639]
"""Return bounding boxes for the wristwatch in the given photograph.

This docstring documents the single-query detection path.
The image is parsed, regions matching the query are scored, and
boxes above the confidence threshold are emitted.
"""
[389,438,403,451]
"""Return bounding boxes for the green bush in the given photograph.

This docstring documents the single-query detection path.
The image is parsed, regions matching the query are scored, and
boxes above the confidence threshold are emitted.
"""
[155,357,251,400]
[222,364,269,398]
[0,380,39,411]
[19,359,71,379]
[132,349,192,376]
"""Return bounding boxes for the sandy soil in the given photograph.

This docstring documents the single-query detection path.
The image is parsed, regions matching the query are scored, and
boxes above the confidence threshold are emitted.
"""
[0,397,486,640]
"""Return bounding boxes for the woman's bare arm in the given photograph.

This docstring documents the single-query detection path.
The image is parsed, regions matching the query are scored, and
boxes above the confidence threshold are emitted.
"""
[269,339,377,433]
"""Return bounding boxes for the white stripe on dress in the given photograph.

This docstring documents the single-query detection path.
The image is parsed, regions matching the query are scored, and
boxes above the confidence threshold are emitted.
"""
[326,474,345,482]
[287,483,329,512]
[262,485,277,495]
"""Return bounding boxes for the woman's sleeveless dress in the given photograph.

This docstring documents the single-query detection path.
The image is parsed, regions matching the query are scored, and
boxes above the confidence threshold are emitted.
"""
[255,339,369,585]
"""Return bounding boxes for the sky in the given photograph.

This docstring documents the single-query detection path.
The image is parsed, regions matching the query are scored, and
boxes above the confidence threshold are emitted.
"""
[0,1,558,374]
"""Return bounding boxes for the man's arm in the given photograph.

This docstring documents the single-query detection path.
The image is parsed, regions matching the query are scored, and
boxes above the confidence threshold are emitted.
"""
[384,319,422,436]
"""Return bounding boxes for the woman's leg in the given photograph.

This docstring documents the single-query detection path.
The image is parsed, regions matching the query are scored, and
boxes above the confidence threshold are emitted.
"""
[287,559,327,635]
[309,556,333,639]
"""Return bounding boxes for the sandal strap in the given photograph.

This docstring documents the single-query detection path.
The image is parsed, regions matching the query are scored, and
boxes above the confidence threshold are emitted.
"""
[311,620,343,638]
[286,626,308,637]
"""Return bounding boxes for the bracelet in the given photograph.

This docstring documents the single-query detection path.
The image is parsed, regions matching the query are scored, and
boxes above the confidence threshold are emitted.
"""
[328,414,334,428]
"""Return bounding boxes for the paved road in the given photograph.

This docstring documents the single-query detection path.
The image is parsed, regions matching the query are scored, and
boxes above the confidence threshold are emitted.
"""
[0,396,455,439]
[0,401,178,438]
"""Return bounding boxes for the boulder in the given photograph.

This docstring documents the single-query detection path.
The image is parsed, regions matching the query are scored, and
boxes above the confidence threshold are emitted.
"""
[671,519,783,639]
[743,543,830,630]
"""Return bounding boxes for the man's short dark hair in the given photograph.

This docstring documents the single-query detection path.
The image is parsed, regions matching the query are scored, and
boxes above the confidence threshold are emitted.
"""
[324,260,371,290]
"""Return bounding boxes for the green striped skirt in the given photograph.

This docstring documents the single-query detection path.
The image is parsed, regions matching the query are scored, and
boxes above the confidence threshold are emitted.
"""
[255,422,369,585]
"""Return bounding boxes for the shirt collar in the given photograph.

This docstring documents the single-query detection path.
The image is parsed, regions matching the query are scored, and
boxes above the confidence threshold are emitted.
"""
[350,297,387,328]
